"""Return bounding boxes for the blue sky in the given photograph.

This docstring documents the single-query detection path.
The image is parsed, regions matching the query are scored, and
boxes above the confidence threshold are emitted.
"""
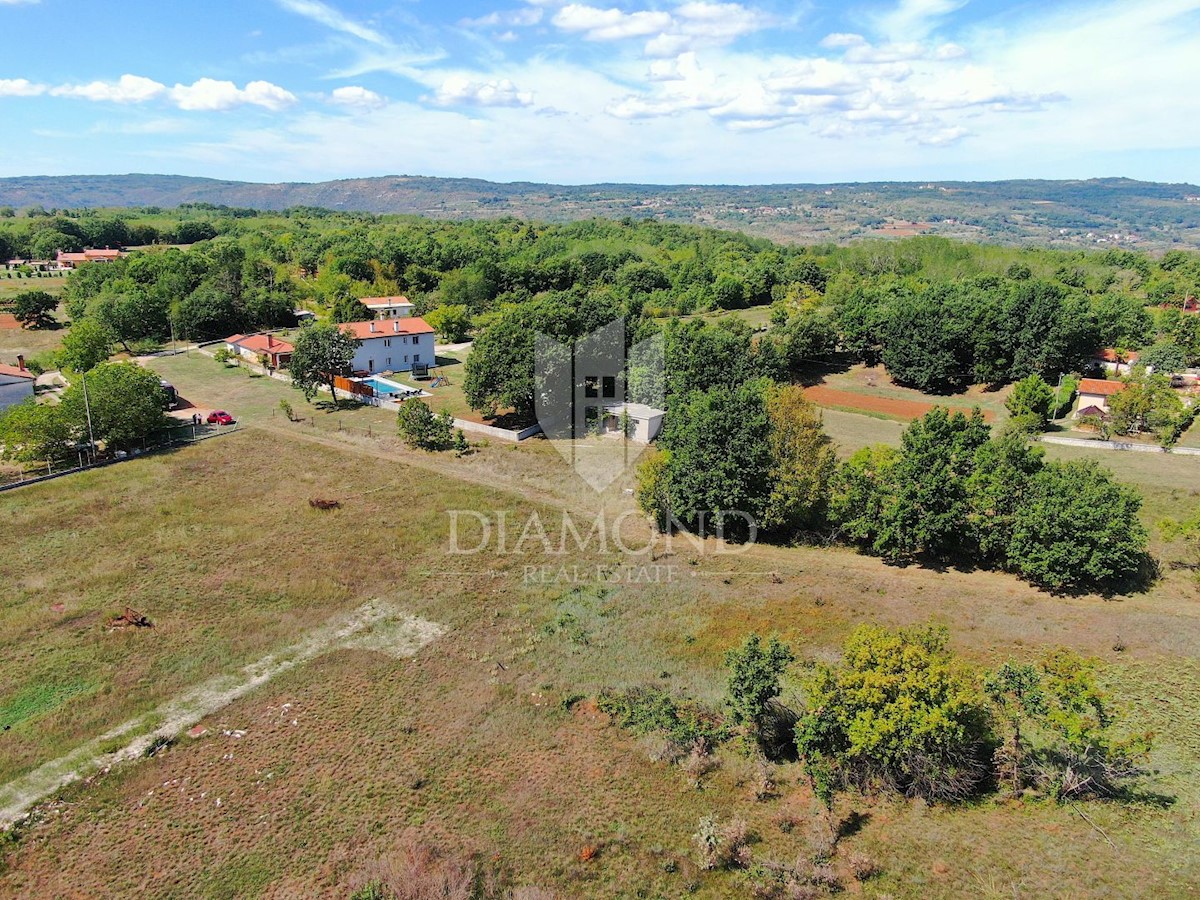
[1,0,1198,185]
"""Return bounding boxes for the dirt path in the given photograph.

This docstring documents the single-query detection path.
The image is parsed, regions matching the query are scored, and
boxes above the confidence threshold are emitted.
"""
[804,384,994,422]
[0,600,444,830]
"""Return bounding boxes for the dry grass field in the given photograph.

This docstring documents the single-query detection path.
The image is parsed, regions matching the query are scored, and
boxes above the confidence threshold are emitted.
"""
[2,356,1200,897]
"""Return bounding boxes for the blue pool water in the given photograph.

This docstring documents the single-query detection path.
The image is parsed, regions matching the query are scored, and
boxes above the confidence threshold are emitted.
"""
[360,375,419,397]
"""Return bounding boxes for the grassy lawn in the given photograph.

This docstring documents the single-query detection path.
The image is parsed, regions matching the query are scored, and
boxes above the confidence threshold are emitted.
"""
[0,274,69,300]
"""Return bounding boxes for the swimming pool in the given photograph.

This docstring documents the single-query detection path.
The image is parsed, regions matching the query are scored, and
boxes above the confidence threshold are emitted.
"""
[359,375,422,398]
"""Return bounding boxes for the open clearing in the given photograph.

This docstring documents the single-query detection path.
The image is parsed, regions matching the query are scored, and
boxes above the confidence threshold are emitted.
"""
[803,383,995,421]
[0,600,443,829]
[3,370,1200,895]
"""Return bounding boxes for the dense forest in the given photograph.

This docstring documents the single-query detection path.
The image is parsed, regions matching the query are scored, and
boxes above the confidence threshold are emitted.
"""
[4,205,1200,393]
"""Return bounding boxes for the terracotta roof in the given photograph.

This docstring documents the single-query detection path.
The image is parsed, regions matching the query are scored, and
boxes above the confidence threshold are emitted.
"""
[224,334,248,343]
[0,363,35,380]
[361,295,413,308]
[1077,405,1108,418]
[234,333,294,355]
[1094,348,1139,364]
[1078,377,1126,397]
[340,318,434,340]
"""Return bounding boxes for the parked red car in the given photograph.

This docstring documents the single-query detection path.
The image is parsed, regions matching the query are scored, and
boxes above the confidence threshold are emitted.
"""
[206,410,235,426]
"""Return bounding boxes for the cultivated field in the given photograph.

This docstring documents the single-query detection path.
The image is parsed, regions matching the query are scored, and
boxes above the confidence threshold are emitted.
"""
[3,388,1200,895]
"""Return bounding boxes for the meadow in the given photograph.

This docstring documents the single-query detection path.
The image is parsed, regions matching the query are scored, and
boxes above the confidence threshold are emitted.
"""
[1,395,1199,896]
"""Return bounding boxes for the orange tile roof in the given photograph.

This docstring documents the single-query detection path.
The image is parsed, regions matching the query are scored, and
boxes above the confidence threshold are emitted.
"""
[234,333,294,355]
[361,295,413,307]
[1078,378,1126,397]
[0,363,35,380]
[340,317,434,340]
[1095,348,1139,364]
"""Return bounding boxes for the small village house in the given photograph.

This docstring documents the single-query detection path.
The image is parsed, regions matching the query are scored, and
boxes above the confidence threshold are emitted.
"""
[223,333,294,369]
[361,296,414,319]
[0,356,36,412]
[55,248,126,270]
[339,318,435,374]
[600,403,665,443]
[1074,377,1126,417]
[1091,348,1141,376]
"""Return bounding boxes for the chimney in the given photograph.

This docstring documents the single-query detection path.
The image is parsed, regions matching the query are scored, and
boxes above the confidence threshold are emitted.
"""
[393,320,399,333]
[369,321,376,333]
[267,334,274,348]
[17,354,26,372]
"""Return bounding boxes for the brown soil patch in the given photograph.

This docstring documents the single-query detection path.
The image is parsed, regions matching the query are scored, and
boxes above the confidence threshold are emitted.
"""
[804,385,994,422]
[0,314,21,330]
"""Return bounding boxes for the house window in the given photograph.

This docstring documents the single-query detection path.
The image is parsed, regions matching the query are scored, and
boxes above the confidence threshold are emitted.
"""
[384,338,391,347]
[602,376,616,399]
[368,359,375,372]
[387,357,392,366]
[413,354,420,363]
[584,376,599,398]
[404,355,409,363]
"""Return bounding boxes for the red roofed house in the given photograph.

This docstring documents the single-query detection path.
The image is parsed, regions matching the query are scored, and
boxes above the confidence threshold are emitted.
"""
[361,296,414,319]
[1074,377,1126,418]
[0,356,36,412]
[223,333,294,369]
[339,317,435,375]
[56,248,126,269]
[1092,348,1140,376]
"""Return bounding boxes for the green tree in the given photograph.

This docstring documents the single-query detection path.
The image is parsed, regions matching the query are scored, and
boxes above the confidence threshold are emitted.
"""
[828,443,899,547]
[331,295,371,323]
[794,624,990,802]
[653,378,775,538]
[1107,373,1187,445]
[424,304,472,342]
[872,407,990,562]
[1138,340,1188,375]
[1007,459,1148,591]
[965,430,1046,566]
[760,385,838,534]
[288,323,360,402]
[396,399,454,450]
[0,399,73,462]
[725,634,795,747]
[1005,373,1055,433]
[59,362,169,451]
[10,290,58,329]
[57,318,115,372]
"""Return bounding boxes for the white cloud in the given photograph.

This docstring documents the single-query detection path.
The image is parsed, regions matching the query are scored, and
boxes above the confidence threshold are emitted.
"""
[170,78,297,111]
[918,125,970,146]
[0,78,45,97]
[0,0,41,5]
[552,4,673,41]
[876,0,970,40]
[275,0,390,46]
[460,7,543,28]
[328,85,387,109]
[51,74,167,103]
[432,76,534,108]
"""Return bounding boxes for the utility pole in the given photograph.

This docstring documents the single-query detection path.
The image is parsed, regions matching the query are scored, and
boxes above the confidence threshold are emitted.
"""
[1055,372,1064,423]
[81,371,97,463]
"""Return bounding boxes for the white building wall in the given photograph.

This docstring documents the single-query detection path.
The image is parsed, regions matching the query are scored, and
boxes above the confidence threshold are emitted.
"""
[351,332,436,373]
[0,377,35,412]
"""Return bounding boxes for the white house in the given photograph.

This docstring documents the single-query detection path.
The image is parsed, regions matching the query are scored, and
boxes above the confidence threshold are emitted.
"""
[1091,348,1141,376]
[601,403,665,443]
[340,318,436,375]
[361,296,414,319]
[0,357,36,412]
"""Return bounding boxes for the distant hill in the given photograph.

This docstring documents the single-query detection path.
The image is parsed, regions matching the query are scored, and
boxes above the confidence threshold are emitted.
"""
[3,173,1200,249]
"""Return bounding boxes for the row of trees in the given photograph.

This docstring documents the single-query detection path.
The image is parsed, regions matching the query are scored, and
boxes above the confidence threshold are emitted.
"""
[638,398,1149,592]
[601,623,1151,818]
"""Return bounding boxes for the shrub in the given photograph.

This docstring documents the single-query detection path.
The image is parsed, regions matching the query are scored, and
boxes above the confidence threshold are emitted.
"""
[1005,374,1054,432]
[693,815,750,871]
[397,399,454,451]
[794,624,991,803]
[596,686,728,750]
